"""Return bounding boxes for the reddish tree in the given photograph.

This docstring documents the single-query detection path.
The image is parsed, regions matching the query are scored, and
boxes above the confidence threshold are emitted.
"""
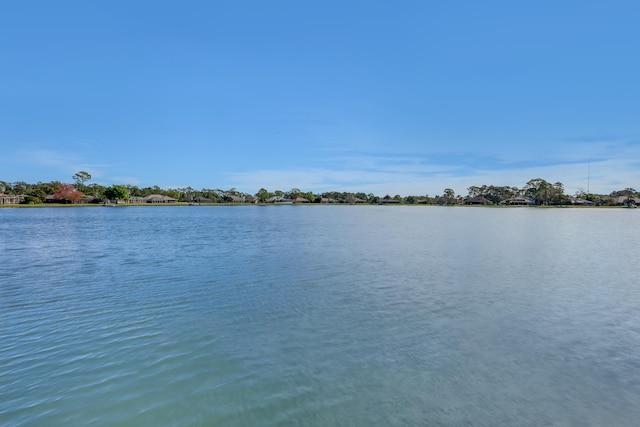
[53,184,84,204]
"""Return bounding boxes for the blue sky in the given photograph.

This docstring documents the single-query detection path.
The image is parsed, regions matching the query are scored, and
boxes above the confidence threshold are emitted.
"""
[1,0,639,196]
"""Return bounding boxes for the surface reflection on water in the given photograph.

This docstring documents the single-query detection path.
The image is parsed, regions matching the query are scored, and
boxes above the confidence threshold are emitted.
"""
[1,206,639,426]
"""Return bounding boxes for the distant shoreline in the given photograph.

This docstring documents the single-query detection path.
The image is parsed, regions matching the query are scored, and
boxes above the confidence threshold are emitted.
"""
[3,176,637,207]
[0,203,631,209]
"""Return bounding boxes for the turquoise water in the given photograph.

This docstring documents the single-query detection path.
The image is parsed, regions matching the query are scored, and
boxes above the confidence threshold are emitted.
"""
[1,206,640,426]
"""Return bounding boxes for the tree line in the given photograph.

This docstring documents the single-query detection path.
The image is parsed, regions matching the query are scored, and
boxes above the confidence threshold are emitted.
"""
[1,172,638,206]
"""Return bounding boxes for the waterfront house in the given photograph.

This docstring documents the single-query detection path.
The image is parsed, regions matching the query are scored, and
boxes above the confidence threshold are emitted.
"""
[192,196,213,203]
[503,196,534,205]
[570,197,595,206]
[266,196,293,204]
[81,196,102,204]
[464,196,493,205]
[229,195,245,203]
[143,194,178,203]
[613,195,640,206]
[0,194,25,205]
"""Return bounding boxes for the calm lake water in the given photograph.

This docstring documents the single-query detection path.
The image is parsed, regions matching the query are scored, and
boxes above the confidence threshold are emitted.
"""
[1,206,640,426]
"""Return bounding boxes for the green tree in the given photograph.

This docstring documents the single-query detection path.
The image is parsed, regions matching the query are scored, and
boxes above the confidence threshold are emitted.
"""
[485,185,517,204]
[467,186,482,198]
[550,182,569,204]
[87,183,106,198]
[34,181,61,197]
[438,188,456,205]
[405,195,417,204]
[165,189,180,200]
[104,185,130,203]
[255,188,273,202]
[304,191,317,202]
[25,187,46,203]
[285,188,301,199]
[181,186,195,201]
[623,187,637,207]
[72,171,91,191]
[125,185,143,197]
[523,178,553,205]
[23,196,43,204]
[11,181,28,194]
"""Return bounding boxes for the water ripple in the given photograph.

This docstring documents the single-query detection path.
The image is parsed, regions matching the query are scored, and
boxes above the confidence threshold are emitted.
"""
[2,207,640,425]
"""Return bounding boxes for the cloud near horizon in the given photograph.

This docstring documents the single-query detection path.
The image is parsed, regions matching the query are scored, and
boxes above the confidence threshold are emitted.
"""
[4,136,639,198]
[224,139,640,197]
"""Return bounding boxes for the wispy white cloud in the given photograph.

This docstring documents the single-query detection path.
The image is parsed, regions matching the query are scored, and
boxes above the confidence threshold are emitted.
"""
[5,134,638,197]
[9,148,111,182]
[225,136,640,196]
[18,149,82,168]
[108,176,143,186]
[70,137,99,149]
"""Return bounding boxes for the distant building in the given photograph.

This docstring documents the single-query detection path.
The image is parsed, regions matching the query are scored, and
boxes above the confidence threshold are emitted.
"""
[143,194,178,203]
[266,196,293,204]
[191,196,213,203]
[570,197,595,206]
[229,195,245,203]
[502,196,534,205]
[0,194,25,205]
[464,196,493,205]
[612,195,640,206]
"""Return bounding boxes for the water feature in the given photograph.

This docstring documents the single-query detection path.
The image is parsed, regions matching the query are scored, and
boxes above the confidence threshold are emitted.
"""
[1,206,639,426]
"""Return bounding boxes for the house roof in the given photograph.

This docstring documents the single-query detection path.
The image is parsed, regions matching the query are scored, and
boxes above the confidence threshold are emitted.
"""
[266,196,293,203]
[613,195,640,204]
[571,197,595,205]
[503,196,534,205]
[465,196,492,204]
[0,194,25,203]
[143,194,178,202]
